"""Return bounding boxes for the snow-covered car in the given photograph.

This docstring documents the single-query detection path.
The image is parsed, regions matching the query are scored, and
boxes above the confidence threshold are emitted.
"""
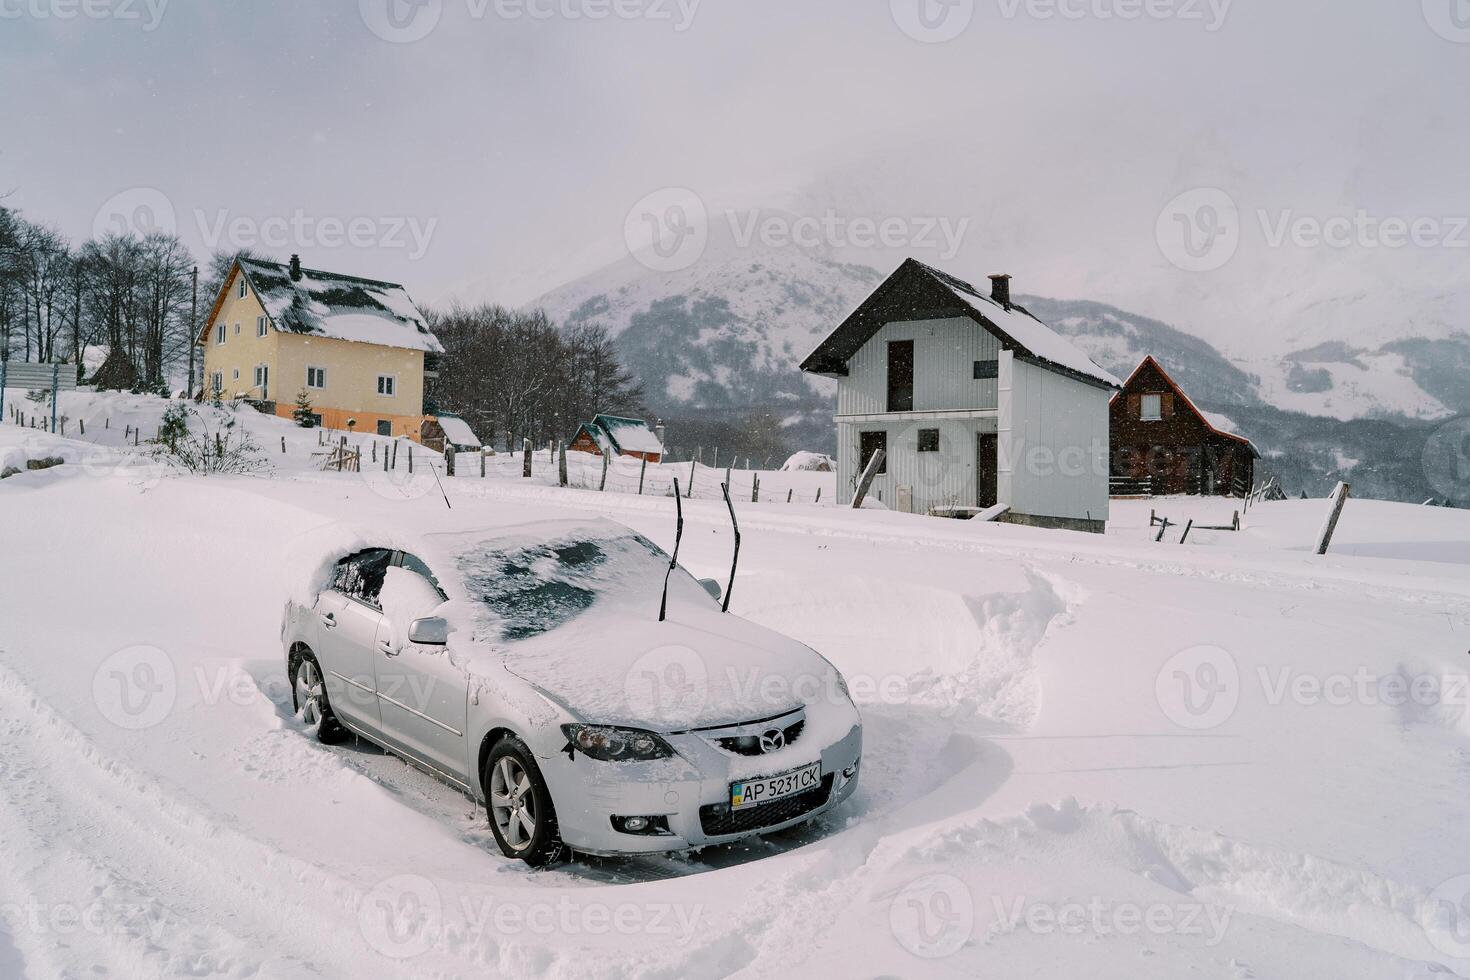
[281,514,862,865]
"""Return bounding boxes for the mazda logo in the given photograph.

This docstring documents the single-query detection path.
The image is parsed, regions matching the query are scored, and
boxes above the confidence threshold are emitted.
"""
[759,728,785,753]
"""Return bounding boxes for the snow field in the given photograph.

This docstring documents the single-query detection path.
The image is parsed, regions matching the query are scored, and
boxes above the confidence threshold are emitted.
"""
[3,391,1470,977]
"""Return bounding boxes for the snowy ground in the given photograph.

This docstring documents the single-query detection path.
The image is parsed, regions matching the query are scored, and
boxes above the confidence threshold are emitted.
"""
[3,393,1470,978]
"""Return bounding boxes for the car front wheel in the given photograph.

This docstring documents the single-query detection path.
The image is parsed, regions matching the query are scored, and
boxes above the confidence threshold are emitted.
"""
[485,736,562,866]
[291,651,348,744]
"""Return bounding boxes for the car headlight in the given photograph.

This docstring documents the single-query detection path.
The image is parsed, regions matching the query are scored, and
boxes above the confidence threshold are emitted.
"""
[562,724,675,762]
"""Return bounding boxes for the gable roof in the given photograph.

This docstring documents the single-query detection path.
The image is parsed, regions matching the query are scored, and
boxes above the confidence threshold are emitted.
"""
[433,414,481,448]
[593,415,665,456]
[198,257,443,354]
[800,258,1121,389]
[1113,356,1259,457]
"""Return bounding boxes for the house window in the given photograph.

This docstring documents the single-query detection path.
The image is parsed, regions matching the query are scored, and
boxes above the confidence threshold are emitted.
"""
[234,323,240,336]
[238,277,246,299]
[973,360,998,380]
[307,366,326,389]
[1140,394,1163,421]
[211,372,223,394]
[254,364,269,392]
[859,431,888,475]
[377,375,396,397]
[257,316,268,337]
[377,420,392,437]
[887,340,914,413]
[232,368,239,381]
[918,429,940,453]
[215,323,225,345]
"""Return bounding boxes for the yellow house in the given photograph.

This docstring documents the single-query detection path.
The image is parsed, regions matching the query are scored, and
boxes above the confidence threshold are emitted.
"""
[197,254,442,440]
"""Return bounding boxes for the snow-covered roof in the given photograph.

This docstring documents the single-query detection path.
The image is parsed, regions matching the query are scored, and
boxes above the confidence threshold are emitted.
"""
[234,257,443,354]
[593,415,664,456]
[780,451,834,472]
[801,258,1121,389]
[435,414,480,448]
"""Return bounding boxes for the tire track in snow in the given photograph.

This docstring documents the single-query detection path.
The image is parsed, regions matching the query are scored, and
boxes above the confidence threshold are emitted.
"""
[0,660,427,979]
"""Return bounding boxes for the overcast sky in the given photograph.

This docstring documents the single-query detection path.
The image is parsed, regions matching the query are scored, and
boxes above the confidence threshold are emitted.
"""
[3,0,1467,353]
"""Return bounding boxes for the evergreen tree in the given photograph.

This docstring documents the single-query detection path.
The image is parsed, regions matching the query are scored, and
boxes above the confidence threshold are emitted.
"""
[291,388,316,427]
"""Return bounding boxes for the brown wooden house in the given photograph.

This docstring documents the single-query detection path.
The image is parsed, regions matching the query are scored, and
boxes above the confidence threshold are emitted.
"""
[1110,356,1258,497]
[568,415,665,463]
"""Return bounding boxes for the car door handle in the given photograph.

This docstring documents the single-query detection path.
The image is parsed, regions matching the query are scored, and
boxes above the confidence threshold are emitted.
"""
[379,640,398,657]
[320,612,337,629]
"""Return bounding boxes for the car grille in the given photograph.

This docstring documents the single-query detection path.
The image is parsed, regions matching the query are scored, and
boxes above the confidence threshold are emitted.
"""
[714,719,805,756]
[699,775,834,837]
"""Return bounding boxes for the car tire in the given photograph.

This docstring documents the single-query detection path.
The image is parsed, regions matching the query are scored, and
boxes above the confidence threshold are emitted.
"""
[484,736,563,866]
[290,650,348,745]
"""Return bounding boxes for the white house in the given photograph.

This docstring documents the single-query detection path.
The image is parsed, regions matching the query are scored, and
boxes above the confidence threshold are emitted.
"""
[800,259,1121,532]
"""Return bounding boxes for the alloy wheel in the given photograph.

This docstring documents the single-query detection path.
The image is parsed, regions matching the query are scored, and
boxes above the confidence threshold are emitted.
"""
[490,756,537,851]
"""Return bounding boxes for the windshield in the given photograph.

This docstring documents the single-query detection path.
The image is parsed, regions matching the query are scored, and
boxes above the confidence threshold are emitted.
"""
[454,526,698,642]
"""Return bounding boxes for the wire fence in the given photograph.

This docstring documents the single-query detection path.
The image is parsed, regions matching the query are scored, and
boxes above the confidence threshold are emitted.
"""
[460,449,835,506]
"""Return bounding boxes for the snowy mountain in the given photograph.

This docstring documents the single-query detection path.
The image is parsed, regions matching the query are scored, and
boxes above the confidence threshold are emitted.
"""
[532,250,1455,501]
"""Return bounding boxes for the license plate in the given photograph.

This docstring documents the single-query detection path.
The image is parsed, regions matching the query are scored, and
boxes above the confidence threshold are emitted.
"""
[730,762,822,811]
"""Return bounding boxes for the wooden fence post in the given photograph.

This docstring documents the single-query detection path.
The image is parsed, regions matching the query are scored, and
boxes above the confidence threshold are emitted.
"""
[557,442,567,486]
[408,445,414,474]
[282,436,286,454]
[482,448,488,478]
[522,439,532,478]
[391,440,398,470]
[1316,482,1351,556]
[637,457,646,495]
[1179,520,1194,543]
[445,445,456,477]
[752,474,760,503]
[599,452,608,491]
[816,487,822,504]
[851,450,885,509]
[787,488,793,503]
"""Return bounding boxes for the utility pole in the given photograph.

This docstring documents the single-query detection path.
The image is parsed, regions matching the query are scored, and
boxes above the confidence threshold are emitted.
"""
[188,266,198,399]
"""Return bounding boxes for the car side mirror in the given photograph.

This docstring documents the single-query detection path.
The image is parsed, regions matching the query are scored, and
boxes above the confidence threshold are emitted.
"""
[408,616,449,646]
[699,578,723,601]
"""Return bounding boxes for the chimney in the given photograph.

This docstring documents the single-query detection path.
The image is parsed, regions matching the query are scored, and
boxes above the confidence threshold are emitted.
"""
[988,273,1012,310]
[289,254,302,282]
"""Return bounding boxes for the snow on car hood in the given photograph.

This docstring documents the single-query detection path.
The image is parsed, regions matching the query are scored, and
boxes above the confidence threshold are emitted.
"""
[499,603,839,731]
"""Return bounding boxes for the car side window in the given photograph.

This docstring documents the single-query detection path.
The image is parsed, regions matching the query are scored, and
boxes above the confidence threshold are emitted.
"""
[332,549,394,607]
[397,552,449,601]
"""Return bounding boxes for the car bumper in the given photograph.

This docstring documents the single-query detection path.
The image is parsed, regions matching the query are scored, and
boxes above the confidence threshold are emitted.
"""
[538,722,863,855]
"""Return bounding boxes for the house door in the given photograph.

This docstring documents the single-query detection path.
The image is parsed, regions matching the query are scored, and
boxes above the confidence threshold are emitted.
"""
[977,434,998,508]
